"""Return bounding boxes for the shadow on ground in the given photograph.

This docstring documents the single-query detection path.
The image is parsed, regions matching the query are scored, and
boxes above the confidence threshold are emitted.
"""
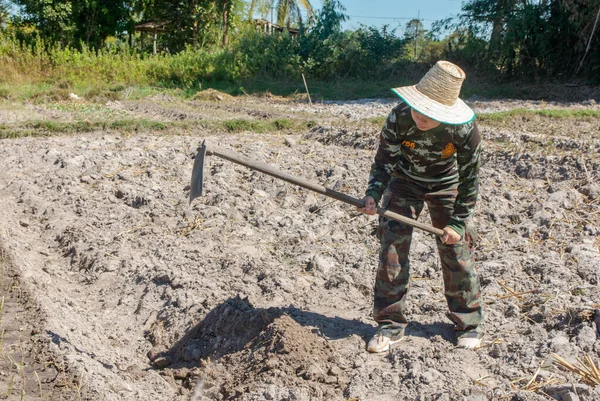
[155,296,372,368]
[152,295,458,371]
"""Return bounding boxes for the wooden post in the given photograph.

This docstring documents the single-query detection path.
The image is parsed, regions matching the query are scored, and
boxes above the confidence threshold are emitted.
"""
[302,73,312,105]
[153,28,157,55]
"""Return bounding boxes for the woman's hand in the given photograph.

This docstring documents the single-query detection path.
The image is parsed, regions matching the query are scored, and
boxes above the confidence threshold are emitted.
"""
[357,196,377,216]
[441,226,461,244]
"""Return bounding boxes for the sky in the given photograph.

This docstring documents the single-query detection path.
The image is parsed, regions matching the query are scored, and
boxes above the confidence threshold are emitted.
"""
[309,0,464,34]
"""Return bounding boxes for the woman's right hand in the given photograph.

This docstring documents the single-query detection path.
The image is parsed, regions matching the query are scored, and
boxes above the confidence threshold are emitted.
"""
[357,196,377,216]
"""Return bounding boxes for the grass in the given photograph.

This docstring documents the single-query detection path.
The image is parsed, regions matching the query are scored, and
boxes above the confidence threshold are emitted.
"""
[357,108,599,131]
[363,116,386,126]
[0,119,173,139]
[236,78,400,101]
[1,83,598,141]
[1,32,598,103]
[477,108,600,122]
[2,75,599,105]
[0,82,173,103]
[221,118,315,133]
[0,116,319,139]
[0,79,400,102]
[1,100,598,142]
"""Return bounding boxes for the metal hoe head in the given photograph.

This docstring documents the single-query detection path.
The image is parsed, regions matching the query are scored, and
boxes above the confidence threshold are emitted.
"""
[189,141,207,204]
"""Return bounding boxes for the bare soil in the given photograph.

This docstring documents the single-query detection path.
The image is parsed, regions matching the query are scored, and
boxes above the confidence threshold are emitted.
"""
[0,93,599,401]
[0,249,82,400]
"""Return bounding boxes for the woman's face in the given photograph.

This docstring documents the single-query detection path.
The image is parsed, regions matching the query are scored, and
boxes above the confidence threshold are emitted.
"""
[410,109,442,131]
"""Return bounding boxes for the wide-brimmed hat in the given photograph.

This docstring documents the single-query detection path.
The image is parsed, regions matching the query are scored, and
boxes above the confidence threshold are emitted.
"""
[392,60,475,125]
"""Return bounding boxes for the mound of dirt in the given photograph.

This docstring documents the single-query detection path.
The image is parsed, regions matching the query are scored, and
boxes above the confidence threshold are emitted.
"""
[192,89,234,102]
[147,296,349,400]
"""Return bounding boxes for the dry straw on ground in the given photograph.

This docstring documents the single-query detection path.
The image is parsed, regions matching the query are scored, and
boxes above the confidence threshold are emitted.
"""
[510,366,562,392]
[552,353,600,386]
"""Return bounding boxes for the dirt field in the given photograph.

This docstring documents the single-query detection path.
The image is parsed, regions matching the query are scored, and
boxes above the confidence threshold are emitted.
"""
[0,93,599,401]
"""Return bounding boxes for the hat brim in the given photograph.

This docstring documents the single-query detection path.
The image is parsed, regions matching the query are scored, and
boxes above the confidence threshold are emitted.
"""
[392,86,475,125]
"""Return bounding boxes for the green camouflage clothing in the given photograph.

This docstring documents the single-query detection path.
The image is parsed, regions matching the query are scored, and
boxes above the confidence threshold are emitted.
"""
[366,101,484,334]
[365,101,481,237]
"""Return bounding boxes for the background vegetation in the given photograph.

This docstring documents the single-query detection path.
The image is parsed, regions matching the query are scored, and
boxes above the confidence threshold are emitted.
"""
[0,0,599,100]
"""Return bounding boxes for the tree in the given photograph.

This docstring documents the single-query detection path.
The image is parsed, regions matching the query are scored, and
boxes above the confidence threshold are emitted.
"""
[0,0,10,27]
[12,0,75,45]
[11,0,132,48]
[298,0,347,78]
[461,0,515,59]
[403,18,426,60]
[72,0,132,47]
[558,0,600,76]
[310,0,345,40]
[275,0,312,27]
[248,0,269,21]
[448,0,600,80]
[248,0,313,28]
[221,0,231,46]
[134,0,243,51]
[219,0,244,46]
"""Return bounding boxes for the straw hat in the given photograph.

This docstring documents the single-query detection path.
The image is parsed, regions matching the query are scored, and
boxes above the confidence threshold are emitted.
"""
[392,61,475,125]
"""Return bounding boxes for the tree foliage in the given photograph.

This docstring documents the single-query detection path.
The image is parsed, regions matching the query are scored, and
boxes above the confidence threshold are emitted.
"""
[248,0,313,28]
[136,0,244,51]
[11,0,131,48]
[275,0,312,27]
[441,0,600,80]
[2,0,600,83]
[0,0,10,27]
[403,19,427,60]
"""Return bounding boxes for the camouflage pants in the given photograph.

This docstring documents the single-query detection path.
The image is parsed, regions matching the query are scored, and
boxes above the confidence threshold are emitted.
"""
[373,172,484,332]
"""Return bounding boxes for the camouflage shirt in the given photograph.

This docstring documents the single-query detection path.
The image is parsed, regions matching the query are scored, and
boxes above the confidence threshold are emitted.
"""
[366,102,482,236]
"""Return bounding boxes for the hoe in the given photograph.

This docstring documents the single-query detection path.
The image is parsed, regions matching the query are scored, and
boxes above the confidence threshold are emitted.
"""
[190,141,444,237]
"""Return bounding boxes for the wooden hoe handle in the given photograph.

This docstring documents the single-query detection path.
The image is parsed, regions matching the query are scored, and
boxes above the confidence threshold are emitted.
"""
[196,142,444,237]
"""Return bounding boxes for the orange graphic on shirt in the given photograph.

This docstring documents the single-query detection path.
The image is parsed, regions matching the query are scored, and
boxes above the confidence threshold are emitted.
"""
[402,140,415,149]
[442,143,456,158]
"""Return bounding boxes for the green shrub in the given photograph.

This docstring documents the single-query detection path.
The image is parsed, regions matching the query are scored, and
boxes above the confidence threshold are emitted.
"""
[233,26,302,79]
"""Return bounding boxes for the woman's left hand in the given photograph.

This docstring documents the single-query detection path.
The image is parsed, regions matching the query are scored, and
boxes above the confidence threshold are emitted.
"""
[441,227,461,244]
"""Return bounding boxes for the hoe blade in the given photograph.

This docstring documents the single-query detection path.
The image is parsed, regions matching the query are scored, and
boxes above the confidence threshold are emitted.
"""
[189,141,207,203]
